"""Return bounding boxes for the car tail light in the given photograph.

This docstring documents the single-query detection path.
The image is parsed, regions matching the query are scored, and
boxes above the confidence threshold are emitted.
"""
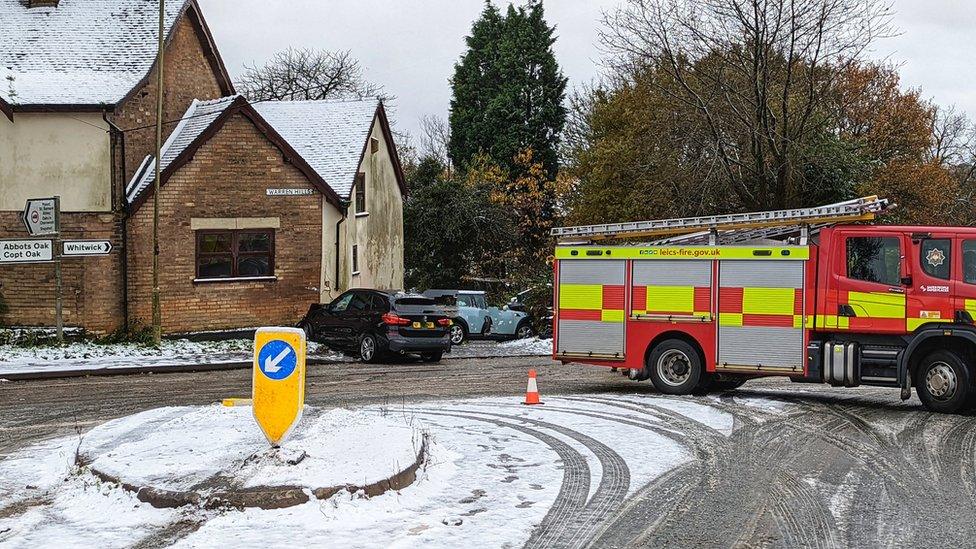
[437,318,453,326]
[382,313,410,326]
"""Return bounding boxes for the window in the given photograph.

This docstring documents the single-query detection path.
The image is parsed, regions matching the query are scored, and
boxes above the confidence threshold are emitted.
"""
[355,172,367,214]
[473,294,487,309]
[846,236,900,286]
[456,294,474,307]
[352,244,360,274]
[920,239,951,280]
[370,137,380,155]
[330,292,354,312]
[348,292,370,312]
[964,240,976,284]
[196,230,274,280]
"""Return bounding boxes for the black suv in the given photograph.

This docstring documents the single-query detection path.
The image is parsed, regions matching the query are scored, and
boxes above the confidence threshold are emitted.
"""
[298,289,452,363]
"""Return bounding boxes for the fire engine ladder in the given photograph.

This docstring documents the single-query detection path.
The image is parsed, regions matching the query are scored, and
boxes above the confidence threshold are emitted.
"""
[551,196,892,245]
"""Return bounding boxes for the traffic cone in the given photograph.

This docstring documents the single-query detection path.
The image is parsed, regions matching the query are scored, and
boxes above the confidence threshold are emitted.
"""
[524,369,542,405]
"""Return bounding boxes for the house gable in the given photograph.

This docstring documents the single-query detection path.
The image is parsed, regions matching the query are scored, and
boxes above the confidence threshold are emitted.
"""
[126,97,342,213]
[114,1,234,184]
[124,111,325,333]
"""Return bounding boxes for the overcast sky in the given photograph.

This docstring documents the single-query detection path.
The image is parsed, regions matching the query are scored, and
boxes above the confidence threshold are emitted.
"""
[201,0,976,142]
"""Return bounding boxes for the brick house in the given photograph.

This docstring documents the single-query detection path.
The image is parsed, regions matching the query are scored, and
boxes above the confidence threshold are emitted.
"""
[124,95,406,333]
[0,0,233,332]
[0,0,407,334]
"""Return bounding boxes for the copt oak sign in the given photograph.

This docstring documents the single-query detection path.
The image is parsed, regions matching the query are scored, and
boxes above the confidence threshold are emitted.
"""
[0,239,53,264]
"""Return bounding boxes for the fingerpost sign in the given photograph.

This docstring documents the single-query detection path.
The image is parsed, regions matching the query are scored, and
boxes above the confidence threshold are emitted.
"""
[252,327,307,446]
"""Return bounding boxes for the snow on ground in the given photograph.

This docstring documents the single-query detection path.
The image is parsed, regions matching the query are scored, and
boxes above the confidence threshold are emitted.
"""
[0,338,345,378]
[77,406,421,493]
[0,393,735,548]
[449,337,552,359]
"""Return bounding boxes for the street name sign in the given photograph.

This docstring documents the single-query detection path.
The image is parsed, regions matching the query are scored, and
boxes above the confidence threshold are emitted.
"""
[63,240,113,256]
[22,198,59,236]
[253,327,307,446]
[266,188,315,196]
[0,239,53,263]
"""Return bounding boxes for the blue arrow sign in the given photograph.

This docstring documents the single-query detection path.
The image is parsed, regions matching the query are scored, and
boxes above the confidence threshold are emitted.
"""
[257,339,298,380]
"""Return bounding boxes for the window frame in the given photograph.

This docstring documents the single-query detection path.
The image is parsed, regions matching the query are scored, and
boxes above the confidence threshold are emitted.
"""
[354,172,367,215]
[963,239,976,285]
[845,235,902,287]
[352,244,360,275]
[195,229,275,281]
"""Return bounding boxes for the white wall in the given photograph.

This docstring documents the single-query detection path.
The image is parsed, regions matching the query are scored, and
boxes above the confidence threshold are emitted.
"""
[0,112,112,212]
[320,116,405,302]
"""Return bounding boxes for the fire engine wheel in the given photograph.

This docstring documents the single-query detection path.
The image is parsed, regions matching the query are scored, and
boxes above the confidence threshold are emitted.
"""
[648,339,703,395]
[914,350,974,414]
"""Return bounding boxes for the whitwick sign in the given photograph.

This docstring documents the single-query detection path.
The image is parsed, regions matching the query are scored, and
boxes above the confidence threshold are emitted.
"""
[63,240,113,256]
[266,188,314,196]
[0,239,53,263]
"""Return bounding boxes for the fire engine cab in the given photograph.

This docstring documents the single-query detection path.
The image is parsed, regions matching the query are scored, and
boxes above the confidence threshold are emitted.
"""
[551,197,976,413]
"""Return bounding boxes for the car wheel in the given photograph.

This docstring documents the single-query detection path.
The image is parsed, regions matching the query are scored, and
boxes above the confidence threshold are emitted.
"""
[515,321,534,340]
[648,339,704,395]
[421,352,443,363]
[359,334,381,364]
[915,350,974,414]
[449,323,466,345]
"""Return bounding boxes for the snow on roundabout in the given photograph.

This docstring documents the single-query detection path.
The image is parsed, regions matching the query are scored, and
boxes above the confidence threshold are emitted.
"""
[0,394,738,548]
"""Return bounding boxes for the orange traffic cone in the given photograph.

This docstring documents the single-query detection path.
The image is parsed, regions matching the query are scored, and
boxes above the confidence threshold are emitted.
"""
[524,369,542,405]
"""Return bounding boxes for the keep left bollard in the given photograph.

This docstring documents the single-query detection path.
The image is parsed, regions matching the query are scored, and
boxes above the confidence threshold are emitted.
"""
[252,327,307,447]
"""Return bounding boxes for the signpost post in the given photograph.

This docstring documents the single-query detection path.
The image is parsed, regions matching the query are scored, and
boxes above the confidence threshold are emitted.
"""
[252,327,307,446]
[22,197,62,343]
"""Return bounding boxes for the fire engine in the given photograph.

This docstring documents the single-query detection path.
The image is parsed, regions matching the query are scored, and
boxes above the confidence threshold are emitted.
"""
[550,196,976,413]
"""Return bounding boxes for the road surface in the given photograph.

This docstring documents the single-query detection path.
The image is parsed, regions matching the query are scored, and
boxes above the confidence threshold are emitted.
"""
[2,353,974,547]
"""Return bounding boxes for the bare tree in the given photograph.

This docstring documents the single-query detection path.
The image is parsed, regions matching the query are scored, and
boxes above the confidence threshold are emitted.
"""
[418,114,452,172]
[237,47,384,102]
[600,0,895,209]
[930,105,975,171]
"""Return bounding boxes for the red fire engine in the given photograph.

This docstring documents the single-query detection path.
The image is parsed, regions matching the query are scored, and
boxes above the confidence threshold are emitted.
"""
[551,197,976,413]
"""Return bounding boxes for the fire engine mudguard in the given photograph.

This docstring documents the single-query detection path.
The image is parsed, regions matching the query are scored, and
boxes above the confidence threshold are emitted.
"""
[899,325,976,399]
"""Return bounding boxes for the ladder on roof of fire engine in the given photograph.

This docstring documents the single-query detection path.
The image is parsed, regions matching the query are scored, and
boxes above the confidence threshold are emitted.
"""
[551,196,892,244]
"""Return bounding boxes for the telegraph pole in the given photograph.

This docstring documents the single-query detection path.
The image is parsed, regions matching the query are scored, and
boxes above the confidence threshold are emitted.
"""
[151,0,165,345]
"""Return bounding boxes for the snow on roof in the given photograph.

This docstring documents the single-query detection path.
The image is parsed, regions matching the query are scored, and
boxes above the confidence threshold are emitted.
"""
[125,96,383,205]
[252,98,380,199]
[0,0,186,106]
[125,95,238,204]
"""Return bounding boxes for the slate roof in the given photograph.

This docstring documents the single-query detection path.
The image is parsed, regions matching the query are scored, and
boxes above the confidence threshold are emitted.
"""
[126,95,239,204]
[1,0,190,106]
[252,98,381,199]
[126,97,393,207]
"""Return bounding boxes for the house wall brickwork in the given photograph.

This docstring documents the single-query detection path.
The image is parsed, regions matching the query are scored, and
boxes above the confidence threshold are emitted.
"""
[112,12,226,189]
[0,9,226,333]
[126,113,323,333]
[0,212,124,332]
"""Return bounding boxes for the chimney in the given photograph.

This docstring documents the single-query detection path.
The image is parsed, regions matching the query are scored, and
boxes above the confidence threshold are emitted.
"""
[28,0,60,7]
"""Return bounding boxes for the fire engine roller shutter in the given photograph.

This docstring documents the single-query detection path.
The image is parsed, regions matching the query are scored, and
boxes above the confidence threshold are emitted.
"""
[632,260,711,318]
[557,260,626,358]
[718,260,804,369]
